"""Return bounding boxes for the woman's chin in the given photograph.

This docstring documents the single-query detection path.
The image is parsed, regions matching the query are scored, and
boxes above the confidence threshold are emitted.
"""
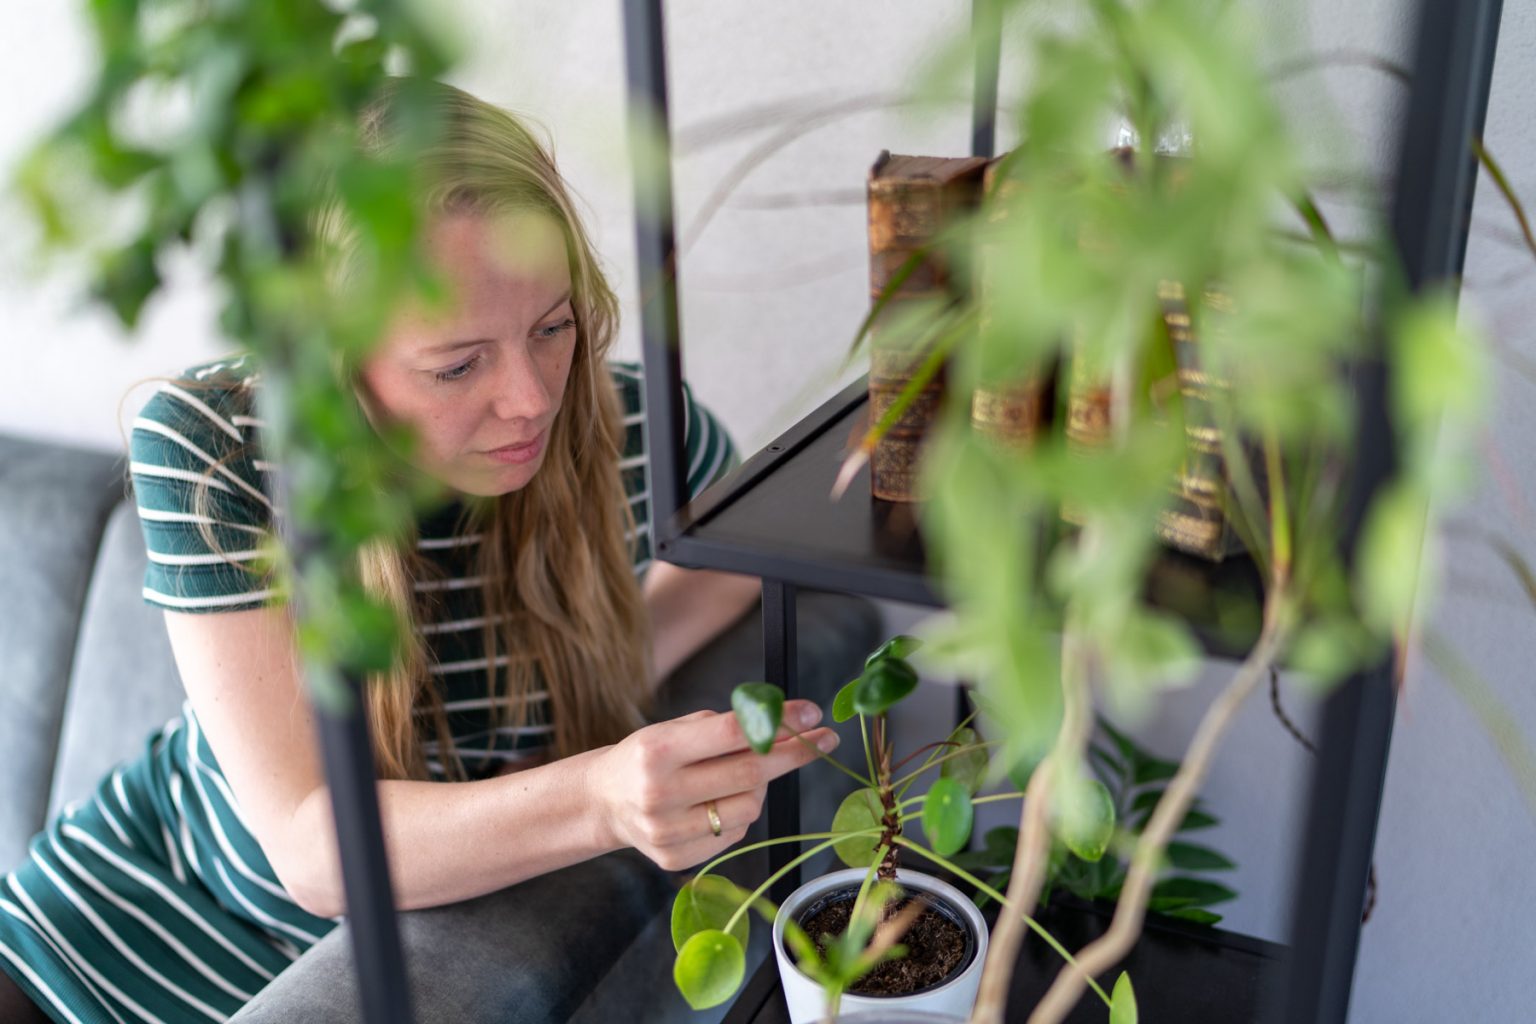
[444,457,543,498]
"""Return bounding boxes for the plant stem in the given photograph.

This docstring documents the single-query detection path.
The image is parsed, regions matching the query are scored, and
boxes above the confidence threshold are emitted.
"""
[970,624,1095,1024]
[1024,618,1286,1024]
[859,714,877,789]
[889,739,960,775]
[893,709,982,778]
[788,729,875,789]
[892,837,1111,1008]
[722,832,882,937]
[893,740,1002,798]
[875,714,901,884]
[695,829,882,890]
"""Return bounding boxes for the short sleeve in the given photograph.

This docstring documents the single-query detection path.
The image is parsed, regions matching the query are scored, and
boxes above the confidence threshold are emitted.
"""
[680,379,740,500]
[129,377,280,613]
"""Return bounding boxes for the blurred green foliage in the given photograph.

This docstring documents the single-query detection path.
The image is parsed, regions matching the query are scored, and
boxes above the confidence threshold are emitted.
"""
[13,0,461,710]
[891,0,1486,787]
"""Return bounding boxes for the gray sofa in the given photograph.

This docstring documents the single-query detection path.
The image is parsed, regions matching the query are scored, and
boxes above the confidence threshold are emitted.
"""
[0,430,883,1020]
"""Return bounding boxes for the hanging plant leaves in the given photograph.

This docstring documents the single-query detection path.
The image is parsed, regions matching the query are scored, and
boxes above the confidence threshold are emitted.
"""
[852,658,920,717]
[1054,774,1116,863]
[832,788,886,868]
[671,875,750,953]
[673,929,745,1010]
[731,682,784,755]
[922,777,974,856]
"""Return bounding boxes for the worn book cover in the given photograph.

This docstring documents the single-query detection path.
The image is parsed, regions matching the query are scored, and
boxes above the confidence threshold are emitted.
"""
[866,151,989,501]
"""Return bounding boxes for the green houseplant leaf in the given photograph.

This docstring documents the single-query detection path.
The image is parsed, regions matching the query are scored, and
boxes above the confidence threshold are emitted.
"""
[671,875,750,953]
[1055,774,1116,863]
[673,929,745,1010]
[1110,971,1139,1024]
[1165,842,1237,872]
[866,634,924,667]
[939,726,988,794]
[831,788,885,868]
[851,658,920,716]
[832,677,860,723]
[921,776,975,857]
[731,682,784,755]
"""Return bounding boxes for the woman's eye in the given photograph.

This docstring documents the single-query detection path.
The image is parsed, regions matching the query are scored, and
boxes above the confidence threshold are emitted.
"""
[434,354,482,383]
[536,317,577,340]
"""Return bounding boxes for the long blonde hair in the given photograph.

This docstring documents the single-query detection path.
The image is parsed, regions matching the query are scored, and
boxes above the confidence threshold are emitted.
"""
[193,80,651,780]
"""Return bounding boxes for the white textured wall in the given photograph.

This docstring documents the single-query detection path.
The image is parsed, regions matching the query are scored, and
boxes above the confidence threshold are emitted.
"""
[1,1,1532,1020]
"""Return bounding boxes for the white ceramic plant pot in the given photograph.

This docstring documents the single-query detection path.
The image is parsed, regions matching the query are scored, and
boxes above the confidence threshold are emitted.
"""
[772,868,989,1024]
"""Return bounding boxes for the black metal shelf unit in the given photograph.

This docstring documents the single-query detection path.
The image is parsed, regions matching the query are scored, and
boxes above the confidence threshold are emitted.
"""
[618,1,1504,1023]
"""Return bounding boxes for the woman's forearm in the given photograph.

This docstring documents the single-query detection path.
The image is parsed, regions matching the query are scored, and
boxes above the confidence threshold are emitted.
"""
[643,564,761,687]
[285,746,616,917]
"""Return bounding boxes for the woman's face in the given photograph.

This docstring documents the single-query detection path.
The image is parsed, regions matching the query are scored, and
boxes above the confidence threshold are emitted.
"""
[360,209,578,497]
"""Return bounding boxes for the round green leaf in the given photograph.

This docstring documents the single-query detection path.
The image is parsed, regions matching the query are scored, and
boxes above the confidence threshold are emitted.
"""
[1110,971,1138,1024]
[1055,775,1115,863]
[866,634,924,667]
[921,777,974,857]
[832,788,885,867]
[939,727,988,794]
[832,677,860,723]
[671,875,750,953]
[673,929,745,1010]
[731,682,784,755]
[851,659,919,717]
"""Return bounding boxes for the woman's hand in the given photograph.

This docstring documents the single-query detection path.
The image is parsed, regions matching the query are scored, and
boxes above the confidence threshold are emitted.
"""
[586,699,839,871]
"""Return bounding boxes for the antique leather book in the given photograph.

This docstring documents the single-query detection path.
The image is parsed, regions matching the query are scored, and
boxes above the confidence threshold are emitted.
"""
[866,151,989,501]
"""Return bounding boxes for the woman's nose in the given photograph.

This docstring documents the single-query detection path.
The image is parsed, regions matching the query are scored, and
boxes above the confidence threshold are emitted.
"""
[489,343,553,424]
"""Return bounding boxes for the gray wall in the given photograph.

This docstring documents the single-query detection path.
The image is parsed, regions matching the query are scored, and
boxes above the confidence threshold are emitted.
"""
[1,1,1532,1019]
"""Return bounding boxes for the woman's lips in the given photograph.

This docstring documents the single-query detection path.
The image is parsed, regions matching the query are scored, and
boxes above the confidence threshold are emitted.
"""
[483,429,546,465]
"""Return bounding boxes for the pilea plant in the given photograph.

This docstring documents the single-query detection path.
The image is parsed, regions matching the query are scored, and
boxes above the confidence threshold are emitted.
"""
[667,634,1138,1021]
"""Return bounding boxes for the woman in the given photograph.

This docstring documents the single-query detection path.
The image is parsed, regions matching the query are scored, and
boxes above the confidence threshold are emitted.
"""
[0,80,839,1023]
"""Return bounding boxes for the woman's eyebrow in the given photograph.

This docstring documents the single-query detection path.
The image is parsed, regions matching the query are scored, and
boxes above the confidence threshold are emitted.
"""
[422,291,573,355]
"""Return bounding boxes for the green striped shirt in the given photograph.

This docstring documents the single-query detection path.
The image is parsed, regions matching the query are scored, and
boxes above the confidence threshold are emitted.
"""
[0,355,738,1024]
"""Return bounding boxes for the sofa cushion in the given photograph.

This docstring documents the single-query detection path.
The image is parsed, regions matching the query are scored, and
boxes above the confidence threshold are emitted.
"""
[0,435,125,870]
[48,499,187,820]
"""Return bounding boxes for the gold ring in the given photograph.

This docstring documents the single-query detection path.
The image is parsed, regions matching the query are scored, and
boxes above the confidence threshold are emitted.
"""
[706,800,723,837]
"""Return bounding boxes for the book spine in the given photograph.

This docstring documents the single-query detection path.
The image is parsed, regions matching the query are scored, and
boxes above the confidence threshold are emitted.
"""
[866,160,983,501]
[972,160,1048,449]
[1154,281,1242,561]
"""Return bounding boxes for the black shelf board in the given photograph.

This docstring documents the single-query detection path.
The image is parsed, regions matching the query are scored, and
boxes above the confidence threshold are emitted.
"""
[664,378,1266,659]
[723,894,1285,1024]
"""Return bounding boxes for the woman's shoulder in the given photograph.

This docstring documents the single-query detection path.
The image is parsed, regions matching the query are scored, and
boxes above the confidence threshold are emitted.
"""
[130,355,272,521]
[133,354,265,455]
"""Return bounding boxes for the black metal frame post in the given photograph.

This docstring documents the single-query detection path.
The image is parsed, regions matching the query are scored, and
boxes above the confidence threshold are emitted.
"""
[267,467,412,1024]
[621,0,690,545]
[314,686,413,1024]
[1275,1,1503,1021]
[971,0,1002,160]
[763,581,802,905]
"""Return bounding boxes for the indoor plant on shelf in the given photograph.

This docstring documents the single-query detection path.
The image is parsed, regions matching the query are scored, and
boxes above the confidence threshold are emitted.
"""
[667,635,1139,1024]
[820,0,1489,1022]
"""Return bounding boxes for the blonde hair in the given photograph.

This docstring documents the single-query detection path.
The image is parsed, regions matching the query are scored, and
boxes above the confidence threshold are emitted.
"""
[192,79,651,780]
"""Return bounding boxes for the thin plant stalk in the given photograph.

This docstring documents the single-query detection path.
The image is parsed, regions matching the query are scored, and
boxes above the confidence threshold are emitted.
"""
[1027,435,1293,1024]
[788,729,876,789]
[892,739,1002,798]
[694,828,884,890]
[892,837,1113,1009]
[1024,615,1287,1024]
[969,622,1095,1024]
